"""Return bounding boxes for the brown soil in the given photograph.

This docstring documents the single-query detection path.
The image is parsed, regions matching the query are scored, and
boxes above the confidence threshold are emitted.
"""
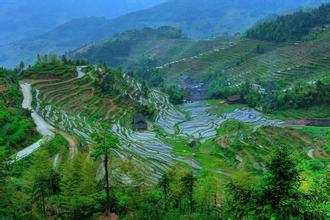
[59,131,78,158]
[287,119,330,126]
[103,98,117,113]
[288,131,312,145]
[0,84,7,92]
[99,211,119,220]
[244,150,262,170]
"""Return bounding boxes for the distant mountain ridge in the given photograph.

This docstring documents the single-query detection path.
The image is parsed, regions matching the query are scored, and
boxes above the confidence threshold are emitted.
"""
[69,26,236,71]
[0,0,166,45]
[1,0,329,68]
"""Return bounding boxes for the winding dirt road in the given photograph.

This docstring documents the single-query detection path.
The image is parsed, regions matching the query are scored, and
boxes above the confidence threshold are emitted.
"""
[58,131,78,158]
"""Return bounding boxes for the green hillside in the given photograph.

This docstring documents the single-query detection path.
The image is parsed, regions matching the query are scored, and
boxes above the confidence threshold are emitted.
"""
[157,28,330,92]
[105,0,329,38]
[0,68,40,155]
[1,2,330,219]
[247,3,330,42]
[1,0,328,68]
[70,27,236,71]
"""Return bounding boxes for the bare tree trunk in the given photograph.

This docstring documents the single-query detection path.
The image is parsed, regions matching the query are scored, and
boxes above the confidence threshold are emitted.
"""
[104,153,110,215]
[41,189,46,217]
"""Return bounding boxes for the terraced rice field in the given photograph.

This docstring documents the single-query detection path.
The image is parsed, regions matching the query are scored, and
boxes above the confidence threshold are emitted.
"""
[178,101,283,142]
[21,65,327,181]
[160,32,330,88]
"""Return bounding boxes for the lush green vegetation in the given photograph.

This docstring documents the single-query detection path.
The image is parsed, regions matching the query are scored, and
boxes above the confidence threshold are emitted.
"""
[1,2,330,218]
[22,54,87,79]
[1,135,328,219]
[0,68,40,154]
[247,3,330,42]
[238,80,330,112]
[163,86,188,105]
[0,59,328,219]
[158,27,330,96]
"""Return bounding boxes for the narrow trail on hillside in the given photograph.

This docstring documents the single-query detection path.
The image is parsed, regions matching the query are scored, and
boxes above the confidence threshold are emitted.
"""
[58,131,78,158]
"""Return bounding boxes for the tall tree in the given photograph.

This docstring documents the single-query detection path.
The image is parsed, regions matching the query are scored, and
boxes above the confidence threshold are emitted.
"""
[181,172,197,214]
[91,129,119,216]
[60,156,84,218]
[0,149,11,217]
[261,147,302,218]
[159,173,171,211]
[31,152,53,217]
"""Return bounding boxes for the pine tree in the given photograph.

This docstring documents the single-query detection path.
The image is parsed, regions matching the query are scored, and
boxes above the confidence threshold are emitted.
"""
[262,147,302,218]
[0,149,11,216]
[60,156,83,218]
[31,152,53,217]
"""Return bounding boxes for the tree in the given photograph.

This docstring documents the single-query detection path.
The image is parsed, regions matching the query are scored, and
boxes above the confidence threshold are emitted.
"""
[31,152,54,217]
[91,129,119,216]
[159,173,171,211]
[60,156,84,218]
[61,55,68,64]
[33,172,50,216]
[181,172,197,214]
[261,147,303,218]
[50,54,58,64]
[0,149,12,217]
[19,61,25,71]
[37,54,42,64]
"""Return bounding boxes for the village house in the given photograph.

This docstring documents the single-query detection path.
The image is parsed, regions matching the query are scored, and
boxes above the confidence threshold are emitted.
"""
[134,115,148,131]
[226,95,241,104]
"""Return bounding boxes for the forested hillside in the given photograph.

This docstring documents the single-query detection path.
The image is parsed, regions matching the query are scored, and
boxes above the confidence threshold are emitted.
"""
[247,3,330,42]
[105,0,330,38]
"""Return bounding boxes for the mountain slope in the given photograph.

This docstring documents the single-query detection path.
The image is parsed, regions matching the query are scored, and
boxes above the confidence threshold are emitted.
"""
[0,0,166,45]
[104,0,330,39]
[1,0,329,68]
[247,3,330,42]
[0,17,111,68]
[70,27,237,71]
[0,68,40,155]
[156,27,330,91]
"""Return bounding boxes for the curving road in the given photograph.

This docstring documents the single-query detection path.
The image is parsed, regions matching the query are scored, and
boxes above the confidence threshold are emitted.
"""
[14,66,85,162]
[15,82,55,161]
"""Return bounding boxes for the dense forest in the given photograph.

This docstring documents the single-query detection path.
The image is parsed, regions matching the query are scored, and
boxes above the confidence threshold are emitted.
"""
[246,3,330,42]
[208,78,330,112]
[1,142,328,219]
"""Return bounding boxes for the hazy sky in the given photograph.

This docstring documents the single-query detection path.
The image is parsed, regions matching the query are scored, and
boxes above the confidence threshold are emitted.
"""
[0,0,167,45]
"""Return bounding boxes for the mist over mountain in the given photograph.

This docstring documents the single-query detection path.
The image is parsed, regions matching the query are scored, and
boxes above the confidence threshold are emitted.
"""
[106,0,330,38]
[1,0,329,68]
[0,0,166,45]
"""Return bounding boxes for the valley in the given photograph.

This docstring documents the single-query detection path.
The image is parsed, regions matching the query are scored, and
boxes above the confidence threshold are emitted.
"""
[13,63,327,184]
[1,2,329,219]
